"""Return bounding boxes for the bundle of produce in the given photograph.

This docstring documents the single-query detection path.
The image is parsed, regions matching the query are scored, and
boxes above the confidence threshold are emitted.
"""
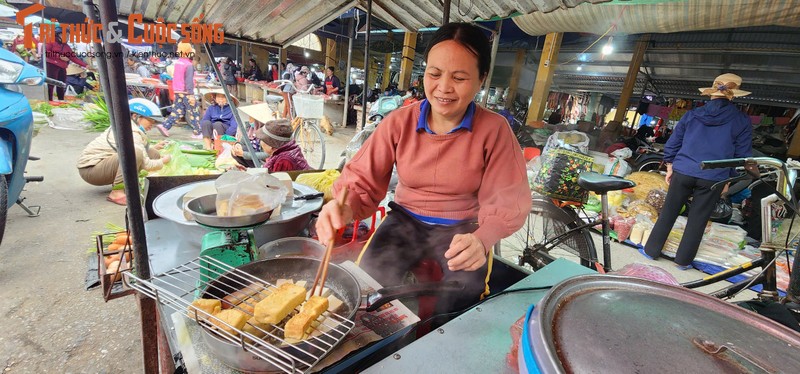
[662,216,748,268]
[84,96,111,132]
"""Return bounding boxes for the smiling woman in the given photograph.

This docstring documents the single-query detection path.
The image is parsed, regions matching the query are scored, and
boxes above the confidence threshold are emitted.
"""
[314,23,532,322]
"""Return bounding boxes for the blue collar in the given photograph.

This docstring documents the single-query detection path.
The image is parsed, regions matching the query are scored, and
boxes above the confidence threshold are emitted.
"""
[416,99,476,134]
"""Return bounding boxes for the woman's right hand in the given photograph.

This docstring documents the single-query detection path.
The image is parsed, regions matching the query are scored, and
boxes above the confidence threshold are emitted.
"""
[315,199,354,246]
[161,155,171,164]
[665,164,673,185]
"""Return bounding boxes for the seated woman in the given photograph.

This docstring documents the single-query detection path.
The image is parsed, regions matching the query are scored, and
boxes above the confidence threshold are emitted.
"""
[76,99,171,205]
[255,119,310,173]
[231,102,274,167]
[65,64,95,95]
[200,89,239,150]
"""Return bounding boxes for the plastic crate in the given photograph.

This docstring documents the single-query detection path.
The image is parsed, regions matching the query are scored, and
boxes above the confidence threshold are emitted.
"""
[292,93,324,119]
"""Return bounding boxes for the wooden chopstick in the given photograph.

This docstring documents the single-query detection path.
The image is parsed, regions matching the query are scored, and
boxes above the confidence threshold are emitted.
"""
[312,188,349,297]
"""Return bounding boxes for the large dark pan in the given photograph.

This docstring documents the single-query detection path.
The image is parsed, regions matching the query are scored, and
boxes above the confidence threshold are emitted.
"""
[199,258,360,373]
[199,258,464,373]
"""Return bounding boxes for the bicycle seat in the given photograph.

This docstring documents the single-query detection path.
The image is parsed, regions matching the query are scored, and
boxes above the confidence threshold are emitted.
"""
[263,95,283,103]
[578,172,636,194]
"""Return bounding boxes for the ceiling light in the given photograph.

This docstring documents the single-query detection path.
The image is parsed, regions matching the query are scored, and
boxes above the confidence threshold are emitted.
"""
[304,51,310,58]
[576,65,583,71]
[601,37,614,55]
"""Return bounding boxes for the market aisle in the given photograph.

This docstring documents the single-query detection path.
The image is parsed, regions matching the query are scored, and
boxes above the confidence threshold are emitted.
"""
[0,124,144,372]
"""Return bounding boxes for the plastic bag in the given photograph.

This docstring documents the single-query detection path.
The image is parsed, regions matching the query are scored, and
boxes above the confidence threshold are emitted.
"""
[64,85,78,101]
[646,189,667,212]
[215,143,240,170]
[151,142,194,176]
[296,169,341,203]
[214,170,287,216]
[611,263,680,286]
[610,147,633,159]
[531,148,593,203]
[507,314,526,373]
[543,131,590,154]
[604,157,632,176]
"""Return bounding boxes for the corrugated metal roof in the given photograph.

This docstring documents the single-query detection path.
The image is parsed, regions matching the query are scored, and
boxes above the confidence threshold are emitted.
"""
[45,0,606,46]
[514,0,800,36]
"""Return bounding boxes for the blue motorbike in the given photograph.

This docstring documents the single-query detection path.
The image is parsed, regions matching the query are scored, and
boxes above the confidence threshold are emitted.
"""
[0,48,58,245]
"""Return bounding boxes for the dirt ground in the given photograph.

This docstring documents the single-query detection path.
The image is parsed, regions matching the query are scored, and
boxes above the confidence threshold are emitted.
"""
[0,86,355,372]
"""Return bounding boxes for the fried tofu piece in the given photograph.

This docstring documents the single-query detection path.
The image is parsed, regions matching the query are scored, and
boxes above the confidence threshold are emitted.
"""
[187,298,221,320]
[242,317,272,343]
[254,283,307,325]
[210,309,248,337]
[284,296,329,340]
[327,295,344,313]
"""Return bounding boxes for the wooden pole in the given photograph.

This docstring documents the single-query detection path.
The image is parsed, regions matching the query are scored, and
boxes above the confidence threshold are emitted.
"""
[383,53,392,90]
[506,49,526,106]
[614,34,650,123]
[325,37,337,68]
[526,32,563,125]
[398,32,417,90]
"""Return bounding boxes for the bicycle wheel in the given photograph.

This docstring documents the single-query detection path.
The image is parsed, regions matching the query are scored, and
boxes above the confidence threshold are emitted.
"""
[499,196,596,270]
[293,119,326,170]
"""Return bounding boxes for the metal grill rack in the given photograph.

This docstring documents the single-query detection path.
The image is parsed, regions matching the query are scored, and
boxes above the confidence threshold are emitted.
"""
[123,256,355,374]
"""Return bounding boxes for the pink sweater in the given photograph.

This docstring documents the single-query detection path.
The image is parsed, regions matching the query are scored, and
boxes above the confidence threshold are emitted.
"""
[333,102,532,250]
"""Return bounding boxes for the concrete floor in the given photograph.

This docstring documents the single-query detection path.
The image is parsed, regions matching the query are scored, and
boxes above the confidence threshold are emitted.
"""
[0,87,754,372]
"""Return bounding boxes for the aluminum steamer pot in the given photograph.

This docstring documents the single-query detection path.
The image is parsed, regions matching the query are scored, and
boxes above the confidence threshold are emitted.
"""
[200,258,361,373]
[521,275,800,373]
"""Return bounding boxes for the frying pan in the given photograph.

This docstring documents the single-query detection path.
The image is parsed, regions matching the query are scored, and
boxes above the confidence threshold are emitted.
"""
[199,258,463,373]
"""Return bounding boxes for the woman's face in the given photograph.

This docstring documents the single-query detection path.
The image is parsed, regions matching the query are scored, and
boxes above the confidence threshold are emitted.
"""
[137,116,155,131]
[215,94,228,106]
[423,40,484,121]
[260,140,274,154]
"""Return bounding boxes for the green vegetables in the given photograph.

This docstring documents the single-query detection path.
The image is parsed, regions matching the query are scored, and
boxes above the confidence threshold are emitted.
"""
[32,102,53,116]
[85,97,111,132]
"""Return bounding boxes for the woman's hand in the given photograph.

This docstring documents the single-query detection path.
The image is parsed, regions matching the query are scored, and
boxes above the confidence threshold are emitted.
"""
[665,163,673,185]
[59,56,69,62]
[315,199,354,246]
[153,140,167,150]
[161,155,171,164]
[232,143,244,157]
[444,233,487,271]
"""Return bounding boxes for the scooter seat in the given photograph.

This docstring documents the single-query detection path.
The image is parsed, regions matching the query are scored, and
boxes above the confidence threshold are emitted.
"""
[263,95,283,103]
[578,172,636,194]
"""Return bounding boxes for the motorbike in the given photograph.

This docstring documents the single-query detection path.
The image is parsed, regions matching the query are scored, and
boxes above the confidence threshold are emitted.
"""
[0,48,58,245]
[338,93,411,169]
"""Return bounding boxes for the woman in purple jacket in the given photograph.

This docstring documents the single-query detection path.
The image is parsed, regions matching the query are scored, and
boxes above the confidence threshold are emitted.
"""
[642,73,753,269]
[200,90,239,150]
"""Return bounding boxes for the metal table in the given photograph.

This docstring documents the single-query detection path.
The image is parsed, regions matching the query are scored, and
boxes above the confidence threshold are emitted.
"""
[363,259,594,373]
[152,180,323,247]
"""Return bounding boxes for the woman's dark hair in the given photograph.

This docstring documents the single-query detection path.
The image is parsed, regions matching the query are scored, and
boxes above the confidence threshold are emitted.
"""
[326,66,335,73]
[249,58,256,65]
[423,23,491,79]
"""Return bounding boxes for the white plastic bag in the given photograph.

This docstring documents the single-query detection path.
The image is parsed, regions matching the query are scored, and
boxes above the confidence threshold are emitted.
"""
[604,157,632,176]
[214,143,239,170]
[543,131,590,154]
[214,170,288,216]
[610,147,633,159]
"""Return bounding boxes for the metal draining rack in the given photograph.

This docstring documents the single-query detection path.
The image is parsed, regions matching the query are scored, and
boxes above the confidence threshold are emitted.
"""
[123,256,355,374]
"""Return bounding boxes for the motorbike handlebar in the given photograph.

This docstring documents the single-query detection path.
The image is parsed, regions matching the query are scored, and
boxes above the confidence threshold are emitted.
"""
[45,77,66,88]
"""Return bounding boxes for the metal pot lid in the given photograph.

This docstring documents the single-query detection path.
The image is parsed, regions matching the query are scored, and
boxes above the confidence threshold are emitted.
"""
[530,275,800,373]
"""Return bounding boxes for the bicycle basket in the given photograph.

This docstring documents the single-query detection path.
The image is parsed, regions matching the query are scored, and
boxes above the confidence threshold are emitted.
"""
[292,93,324,119]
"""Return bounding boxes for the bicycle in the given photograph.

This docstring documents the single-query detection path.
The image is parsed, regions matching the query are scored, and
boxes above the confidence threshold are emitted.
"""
[263,80,326,170]
[505,171,636,273]
[680,157,800,303]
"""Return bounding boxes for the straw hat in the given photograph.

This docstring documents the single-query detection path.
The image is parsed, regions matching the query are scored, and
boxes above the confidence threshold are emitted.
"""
[256,119,293,149]
[238,103,276,124]
[203,89,239,106]
[177,42,194,58]
[699,73,751,99]
[66,63,85,76]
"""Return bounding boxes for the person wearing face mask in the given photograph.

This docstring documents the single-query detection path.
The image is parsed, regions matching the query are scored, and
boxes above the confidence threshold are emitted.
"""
[76,99,171,205]
[315,23,531,316]
[44,25,88,101]
[254,119,310,173]
[199,90,239,150]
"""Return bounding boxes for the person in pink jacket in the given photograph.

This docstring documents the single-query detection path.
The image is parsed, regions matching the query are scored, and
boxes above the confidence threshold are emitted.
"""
[315,23,531,318]
[159,42,201,137]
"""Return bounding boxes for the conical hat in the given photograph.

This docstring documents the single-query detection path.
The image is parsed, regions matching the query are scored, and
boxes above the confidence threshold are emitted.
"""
[238,103,276,124]
[66,64,85,75]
